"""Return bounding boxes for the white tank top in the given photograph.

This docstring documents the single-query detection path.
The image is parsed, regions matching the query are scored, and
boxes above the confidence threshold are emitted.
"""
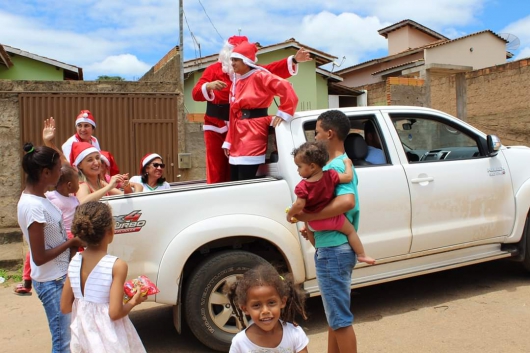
[68,253,117,304]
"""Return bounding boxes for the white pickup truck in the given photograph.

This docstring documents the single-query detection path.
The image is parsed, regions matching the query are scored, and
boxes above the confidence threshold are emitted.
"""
[105,106,530,352]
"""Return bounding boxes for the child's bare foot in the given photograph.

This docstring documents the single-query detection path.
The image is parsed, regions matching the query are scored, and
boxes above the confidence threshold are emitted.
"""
[357,254,376,265]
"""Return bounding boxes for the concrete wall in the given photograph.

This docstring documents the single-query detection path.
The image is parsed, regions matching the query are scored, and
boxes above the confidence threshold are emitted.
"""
[425,32,506,70]
[387,26,437,55]
[0,80,179,229]
[431,58,530,146]
[0,55,64,81]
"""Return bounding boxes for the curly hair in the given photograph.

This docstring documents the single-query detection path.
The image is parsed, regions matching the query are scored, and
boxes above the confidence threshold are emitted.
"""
[71,201,113,245]
[291,141,329,168]
[226,263,307,329]
[317,110,351,141]
[21,143,60,185]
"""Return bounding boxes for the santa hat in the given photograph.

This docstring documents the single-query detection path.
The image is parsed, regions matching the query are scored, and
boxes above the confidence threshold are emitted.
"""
[70,142,99,167]
[100,150,120,176]
[75,110,96,128]
[227,35,248,48]
[230,41,258,64]
[140,153,162,174]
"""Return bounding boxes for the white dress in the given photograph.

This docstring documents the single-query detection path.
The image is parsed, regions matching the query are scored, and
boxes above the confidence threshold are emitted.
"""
[68,253,146,353]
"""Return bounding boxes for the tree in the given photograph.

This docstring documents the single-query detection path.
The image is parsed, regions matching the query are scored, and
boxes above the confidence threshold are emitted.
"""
[96,75,125,81]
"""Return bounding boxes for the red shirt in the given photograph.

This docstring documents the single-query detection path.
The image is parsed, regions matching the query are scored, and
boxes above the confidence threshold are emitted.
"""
[294,170,340,213]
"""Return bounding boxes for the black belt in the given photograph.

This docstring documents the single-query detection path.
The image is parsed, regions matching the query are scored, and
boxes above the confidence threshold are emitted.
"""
[241,108,269,119]
[206,102,230,121]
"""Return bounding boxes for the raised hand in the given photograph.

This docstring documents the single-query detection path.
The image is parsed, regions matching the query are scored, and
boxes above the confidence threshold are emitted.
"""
[43,117,56,143]
[294,48,312,63]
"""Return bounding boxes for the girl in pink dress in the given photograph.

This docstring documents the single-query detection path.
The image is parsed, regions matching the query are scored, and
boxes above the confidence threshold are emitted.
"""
[60,201,147,353]
[287,141,375,264]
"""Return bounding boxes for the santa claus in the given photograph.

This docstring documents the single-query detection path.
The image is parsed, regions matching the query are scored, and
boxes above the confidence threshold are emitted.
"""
[222,40,298,181]
[192,36,311,183]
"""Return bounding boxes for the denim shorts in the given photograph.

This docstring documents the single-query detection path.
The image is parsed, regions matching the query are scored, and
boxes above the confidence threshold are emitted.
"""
[33,274,71,353]
[315,243,357,330]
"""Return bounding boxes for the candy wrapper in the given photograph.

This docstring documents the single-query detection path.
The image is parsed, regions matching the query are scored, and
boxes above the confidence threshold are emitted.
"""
[123,275,160,303]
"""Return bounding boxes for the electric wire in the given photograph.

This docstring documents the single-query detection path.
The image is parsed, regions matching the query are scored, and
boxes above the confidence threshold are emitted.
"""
[198,0,224,40]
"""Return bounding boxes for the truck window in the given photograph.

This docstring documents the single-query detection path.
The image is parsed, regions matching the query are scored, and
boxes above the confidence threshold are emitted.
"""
[390,115,482,162]
[302,115,388,166]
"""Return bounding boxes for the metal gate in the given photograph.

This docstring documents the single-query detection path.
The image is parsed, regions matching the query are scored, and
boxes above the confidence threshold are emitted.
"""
[19,93,180,181]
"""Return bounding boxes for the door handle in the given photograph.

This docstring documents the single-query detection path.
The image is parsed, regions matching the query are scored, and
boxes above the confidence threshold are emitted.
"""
[411,176,434,183]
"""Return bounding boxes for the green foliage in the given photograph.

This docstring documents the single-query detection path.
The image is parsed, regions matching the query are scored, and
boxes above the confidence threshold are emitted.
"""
[0,266,23,286]
[96,75,125,81]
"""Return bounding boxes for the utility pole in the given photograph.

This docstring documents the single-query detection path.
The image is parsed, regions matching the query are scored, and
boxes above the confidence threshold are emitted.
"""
[179,0,184,94]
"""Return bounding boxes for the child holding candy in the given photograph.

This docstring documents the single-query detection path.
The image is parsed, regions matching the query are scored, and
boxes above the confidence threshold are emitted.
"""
[60,201,147,353]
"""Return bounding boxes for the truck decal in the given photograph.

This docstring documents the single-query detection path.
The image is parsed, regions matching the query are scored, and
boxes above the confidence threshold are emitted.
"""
[114,210,147,234]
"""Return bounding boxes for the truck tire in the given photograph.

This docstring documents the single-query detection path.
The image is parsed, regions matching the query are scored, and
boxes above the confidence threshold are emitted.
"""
[184,250,269,352]
[522,215,530,272]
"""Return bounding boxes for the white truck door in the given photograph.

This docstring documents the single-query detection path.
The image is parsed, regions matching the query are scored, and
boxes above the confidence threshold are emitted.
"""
[386,112,515,253]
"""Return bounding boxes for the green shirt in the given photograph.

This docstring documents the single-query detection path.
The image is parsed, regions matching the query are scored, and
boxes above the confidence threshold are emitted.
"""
[314,153,360,248]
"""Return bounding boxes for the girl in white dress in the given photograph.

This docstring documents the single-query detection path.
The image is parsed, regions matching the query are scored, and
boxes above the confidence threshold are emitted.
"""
[60,201,147,353]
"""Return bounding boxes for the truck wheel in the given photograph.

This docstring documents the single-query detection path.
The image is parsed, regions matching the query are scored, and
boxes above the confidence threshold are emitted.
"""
[184,250,269,352]
[522,215,530,271]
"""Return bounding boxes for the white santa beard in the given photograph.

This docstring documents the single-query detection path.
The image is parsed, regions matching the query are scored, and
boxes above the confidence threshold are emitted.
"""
[219,45,234,76]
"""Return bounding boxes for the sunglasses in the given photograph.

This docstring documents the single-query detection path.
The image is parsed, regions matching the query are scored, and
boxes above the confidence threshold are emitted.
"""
[151,163,165,169]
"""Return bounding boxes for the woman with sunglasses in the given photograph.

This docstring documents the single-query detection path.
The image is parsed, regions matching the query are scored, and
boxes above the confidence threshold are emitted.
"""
[130,153,171,192]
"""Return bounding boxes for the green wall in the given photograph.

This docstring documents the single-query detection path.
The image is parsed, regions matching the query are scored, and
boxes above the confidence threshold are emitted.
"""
[0,54,64,80]
[183,47,329,116]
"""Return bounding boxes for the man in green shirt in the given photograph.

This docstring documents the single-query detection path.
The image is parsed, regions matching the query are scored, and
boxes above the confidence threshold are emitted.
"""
[296,110,359,353]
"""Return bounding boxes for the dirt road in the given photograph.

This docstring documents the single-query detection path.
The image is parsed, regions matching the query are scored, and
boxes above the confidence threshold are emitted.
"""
[1,258,529,352]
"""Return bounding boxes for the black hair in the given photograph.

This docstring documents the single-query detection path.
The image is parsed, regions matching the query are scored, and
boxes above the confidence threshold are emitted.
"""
[292,141,329,168]
[140,157,166,185]
[21,143,60,185]
[226,263,307,329]
[364,120,376,135]
[317,110,351,141]
[57,163,78,187]
[71,201,113,246]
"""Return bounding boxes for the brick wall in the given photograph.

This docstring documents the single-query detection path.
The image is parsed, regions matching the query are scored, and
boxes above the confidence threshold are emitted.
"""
[387,77,426,106]
[355,77,426,106]
[431,58,530,146]
[354,81,387,106]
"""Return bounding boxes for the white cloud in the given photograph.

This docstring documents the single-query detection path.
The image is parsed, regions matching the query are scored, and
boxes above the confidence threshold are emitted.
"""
[0,0,500,79]
[84,54,151,79]
[501,15,530,48]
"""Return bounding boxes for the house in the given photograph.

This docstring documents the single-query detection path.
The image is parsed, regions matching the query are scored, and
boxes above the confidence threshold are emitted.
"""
[141,39,366,116]
[337,19,508,88]
[0,44,83,81]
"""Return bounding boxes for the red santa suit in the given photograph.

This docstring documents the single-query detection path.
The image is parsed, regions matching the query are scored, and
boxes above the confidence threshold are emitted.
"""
[192,35,299,184]
[222,41,298,181]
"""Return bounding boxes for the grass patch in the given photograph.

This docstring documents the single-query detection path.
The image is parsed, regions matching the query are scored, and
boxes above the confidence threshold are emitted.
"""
[0,266,23,287]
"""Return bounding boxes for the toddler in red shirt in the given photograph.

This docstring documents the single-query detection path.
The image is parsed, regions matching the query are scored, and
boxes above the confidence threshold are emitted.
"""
[287,141,375,264]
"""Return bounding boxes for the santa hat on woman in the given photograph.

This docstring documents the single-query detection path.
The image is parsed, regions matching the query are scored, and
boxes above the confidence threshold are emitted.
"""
[100,150,120,176]
[75,110,96,128]
[140,153,162,174]
[70,141,99,168]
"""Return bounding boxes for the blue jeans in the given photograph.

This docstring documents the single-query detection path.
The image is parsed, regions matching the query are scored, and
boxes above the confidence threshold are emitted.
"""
[315,243,357,330]
[33,275,71,353]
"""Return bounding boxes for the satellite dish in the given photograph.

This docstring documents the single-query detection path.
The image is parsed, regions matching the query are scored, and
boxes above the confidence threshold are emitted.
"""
[498,33,520,51]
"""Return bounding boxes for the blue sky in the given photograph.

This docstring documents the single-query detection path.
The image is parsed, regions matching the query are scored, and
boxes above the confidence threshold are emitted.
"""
[1,0,529,80]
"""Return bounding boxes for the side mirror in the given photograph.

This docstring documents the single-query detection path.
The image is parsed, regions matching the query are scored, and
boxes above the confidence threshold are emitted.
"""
[487,135,501,156]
